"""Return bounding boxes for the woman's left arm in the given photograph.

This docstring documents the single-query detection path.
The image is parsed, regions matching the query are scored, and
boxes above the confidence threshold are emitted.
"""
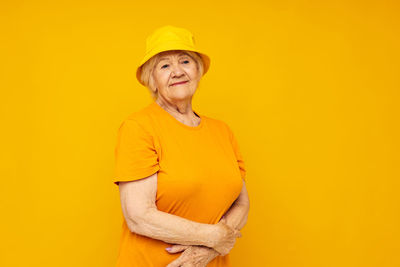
[166,181,250,266]
[219,180,250,231]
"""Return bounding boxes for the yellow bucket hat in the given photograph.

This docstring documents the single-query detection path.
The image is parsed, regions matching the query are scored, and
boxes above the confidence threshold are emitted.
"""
[136,25,210,86]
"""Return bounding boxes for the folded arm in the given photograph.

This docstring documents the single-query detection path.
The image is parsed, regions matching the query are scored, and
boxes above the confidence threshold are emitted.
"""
[118,172,240,255]
[166,180,250,266]
[220,180,250,231]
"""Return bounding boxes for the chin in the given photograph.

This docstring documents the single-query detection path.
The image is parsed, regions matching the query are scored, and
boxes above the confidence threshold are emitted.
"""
[173,89,194,98]
[173,94,193,100]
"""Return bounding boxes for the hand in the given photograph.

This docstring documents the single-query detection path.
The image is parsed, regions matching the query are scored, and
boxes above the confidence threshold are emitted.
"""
[212,221,241,256]
[165,245,220,267]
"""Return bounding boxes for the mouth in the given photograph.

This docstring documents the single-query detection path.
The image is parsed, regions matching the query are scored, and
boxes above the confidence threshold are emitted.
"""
[170,81,189,86]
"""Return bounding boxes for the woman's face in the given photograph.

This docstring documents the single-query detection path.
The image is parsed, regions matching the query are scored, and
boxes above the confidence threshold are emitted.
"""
[152,50,200,102]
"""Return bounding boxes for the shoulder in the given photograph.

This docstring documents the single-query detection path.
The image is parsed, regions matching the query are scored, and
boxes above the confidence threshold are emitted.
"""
[118,103,157,135]
[202,115,233,138]
[125,102,153,121]
[204,115,228,128]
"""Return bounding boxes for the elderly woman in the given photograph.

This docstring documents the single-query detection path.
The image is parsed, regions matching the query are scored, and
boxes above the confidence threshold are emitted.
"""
[113,25,250,267]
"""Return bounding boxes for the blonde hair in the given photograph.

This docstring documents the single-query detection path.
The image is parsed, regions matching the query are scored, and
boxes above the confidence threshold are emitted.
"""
[139,50,204,100]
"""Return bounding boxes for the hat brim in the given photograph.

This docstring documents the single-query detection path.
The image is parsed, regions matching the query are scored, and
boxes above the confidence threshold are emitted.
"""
[136,42,210,86]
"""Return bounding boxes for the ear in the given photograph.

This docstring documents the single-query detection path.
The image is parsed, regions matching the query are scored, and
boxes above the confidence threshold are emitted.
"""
[149,75,157,93]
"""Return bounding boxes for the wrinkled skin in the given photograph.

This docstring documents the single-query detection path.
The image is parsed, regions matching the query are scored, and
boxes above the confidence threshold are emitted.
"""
[166,244,220,267]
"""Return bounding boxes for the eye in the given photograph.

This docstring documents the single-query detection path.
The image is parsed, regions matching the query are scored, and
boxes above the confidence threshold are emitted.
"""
[161,64,169,69]
[182,60,190,64]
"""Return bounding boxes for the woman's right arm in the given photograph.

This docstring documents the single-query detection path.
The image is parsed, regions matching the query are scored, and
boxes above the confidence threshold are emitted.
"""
[118,172,241,256]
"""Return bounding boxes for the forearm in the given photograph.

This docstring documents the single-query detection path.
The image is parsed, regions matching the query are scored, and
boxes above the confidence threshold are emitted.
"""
[220,199,249,231]
[183,201,249,260]
[127,207,217,247]
[176,200,250,262]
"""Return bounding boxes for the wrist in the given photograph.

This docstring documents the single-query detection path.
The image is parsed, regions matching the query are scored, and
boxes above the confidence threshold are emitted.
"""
[209,222,226,248]
[201,223,221,248]
[220,215,238,231]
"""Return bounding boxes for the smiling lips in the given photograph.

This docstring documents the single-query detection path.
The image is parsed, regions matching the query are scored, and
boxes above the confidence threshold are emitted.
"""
[170,81,188,86]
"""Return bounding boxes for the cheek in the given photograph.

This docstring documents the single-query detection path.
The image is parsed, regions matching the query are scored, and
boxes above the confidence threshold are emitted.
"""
[186,65,199,79]
[154,71,169,86]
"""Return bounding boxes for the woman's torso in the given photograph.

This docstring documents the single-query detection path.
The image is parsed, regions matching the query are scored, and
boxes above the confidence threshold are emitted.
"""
[115,101,244,267]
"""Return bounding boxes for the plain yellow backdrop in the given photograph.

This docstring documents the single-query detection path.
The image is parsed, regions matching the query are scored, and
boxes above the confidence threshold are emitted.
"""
[1,0,399,266]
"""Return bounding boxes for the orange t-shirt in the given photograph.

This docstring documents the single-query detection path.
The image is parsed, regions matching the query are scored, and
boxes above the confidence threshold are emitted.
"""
[113,101,246,267]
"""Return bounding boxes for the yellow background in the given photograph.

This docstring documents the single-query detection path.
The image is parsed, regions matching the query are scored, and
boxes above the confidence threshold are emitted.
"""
[1,1,399,266]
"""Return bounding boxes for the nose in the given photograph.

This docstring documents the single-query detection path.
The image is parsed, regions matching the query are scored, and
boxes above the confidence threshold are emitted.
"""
[170,62,184,77]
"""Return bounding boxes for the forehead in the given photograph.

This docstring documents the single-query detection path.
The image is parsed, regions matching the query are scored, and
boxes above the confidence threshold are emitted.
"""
[156,50,190,62]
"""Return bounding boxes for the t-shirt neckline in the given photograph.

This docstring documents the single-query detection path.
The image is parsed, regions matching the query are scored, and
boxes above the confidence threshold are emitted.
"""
[151,101,204,131]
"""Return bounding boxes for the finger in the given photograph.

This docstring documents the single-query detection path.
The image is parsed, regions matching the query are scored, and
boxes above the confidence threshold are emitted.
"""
[166,245,190,254]
[236,231,242,238]
[166,257,184,267]
[214,247,228,256]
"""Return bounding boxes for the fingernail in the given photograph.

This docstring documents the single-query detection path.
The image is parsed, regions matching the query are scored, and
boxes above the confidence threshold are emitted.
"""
[166,247,172,252]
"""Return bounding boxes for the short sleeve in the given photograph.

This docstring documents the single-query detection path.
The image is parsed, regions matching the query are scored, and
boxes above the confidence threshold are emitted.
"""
[113,119,160,186]
[227,125,247,181]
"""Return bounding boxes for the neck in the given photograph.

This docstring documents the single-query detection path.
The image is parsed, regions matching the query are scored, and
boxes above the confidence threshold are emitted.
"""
[155,97,201,126]
[156,98,193,115]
